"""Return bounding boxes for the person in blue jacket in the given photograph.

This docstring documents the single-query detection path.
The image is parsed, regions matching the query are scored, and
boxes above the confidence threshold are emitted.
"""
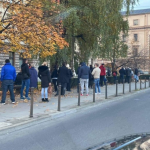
[1,59,16,105]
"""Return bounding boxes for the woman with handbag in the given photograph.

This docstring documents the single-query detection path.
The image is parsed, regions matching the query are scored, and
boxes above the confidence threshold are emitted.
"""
[38,62,51,102]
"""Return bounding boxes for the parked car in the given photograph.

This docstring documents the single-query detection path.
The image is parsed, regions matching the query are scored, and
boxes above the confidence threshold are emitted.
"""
[138,69,144,75]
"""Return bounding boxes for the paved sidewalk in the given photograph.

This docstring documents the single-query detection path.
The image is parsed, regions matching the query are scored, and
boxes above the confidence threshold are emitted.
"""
[0,80,149,129]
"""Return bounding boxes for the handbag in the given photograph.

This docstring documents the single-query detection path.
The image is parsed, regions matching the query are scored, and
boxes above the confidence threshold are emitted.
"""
[48,85,53,96]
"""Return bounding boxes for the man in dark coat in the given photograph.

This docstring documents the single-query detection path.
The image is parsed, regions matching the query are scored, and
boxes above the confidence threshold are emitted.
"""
[20,59,31,100]
[56,62,69,96]
[119,67,125,83]
[125,67,131,83]
[38,62,51,102]
[29,64,38,88]
[79,62,91,96]
[66,64,73,92]
[51,66,58,92]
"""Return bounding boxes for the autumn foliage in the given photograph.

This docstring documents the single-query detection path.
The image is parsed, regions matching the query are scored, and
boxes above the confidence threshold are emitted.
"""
[0,0,68,58]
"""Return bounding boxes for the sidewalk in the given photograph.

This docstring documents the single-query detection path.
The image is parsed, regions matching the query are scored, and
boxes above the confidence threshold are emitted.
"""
[0,81,149,129]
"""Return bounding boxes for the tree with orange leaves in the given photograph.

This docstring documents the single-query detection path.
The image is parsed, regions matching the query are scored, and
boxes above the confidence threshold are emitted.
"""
[0,0,68,58]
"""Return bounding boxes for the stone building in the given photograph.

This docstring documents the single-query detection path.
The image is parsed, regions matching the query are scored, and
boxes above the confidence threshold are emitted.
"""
[121,8,150,72]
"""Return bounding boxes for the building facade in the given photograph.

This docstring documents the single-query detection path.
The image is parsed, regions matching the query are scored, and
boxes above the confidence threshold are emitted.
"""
[122,8,150,72]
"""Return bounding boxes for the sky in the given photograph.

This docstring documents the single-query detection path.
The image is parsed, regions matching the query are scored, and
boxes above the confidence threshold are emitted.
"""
[133,0,150,10]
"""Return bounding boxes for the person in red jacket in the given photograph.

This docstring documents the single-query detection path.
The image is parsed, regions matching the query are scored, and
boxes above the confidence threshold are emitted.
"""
[99,63,106,87]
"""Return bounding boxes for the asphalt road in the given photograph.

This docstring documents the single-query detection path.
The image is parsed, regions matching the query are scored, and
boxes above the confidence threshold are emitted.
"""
[0,90,150,150]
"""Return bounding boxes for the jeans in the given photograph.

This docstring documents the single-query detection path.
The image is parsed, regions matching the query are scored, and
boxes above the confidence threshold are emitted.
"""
[113,76,117,84]
[20,79,30,98]
[134,75,139,81]
[100,76,104,86]
[41,87,48,98]
[80,79,89,95]
[94,79,101,93]
[52,79,57,92]
[1,80,15,103]
[57,83,67,95]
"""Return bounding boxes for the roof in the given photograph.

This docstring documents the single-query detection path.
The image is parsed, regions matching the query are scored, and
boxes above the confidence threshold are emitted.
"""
[121,8,150,16]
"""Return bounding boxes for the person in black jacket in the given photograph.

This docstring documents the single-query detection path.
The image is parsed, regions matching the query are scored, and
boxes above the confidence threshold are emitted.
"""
[51,65,58,92]
[56,62,69,96]
[15,71,22,85]
[20,59,31,100]
[119,67,125,83]
[89,65,94,88]
[66,64,73,91]
[38,62,51,102]
[125,67,131,83]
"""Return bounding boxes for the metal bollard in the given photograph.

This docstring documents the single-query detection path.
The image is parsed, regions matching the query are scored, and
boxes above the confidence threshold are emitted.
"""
[140,79,142,89]
[123,79,125,94]
[105,81,108,99]
[149,77,150,87]
[129,81,131,92]
[78,83,81,106]
[58,85,61,111]
[93,83,95,103]
[135,79,137,91]
[145,77,146,89]
[116,80,118,97]
[30,87,34,118]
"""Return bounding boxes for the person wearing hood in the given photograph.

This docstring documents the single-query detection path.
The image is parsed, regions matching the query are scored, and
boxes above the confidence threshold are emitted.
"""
[29,64,38,88]
[99,63,106,87]
[38,62,51,102]
[66,64,73,92]
[79,62,91,96]
[1,59,16,105]
[56,62,69,96]
[20,59,31,100]
[51,65,58,92]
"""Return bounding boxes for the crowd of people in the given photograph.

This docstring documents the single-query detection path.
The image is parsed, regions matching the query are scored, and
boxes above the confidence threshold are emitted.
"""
[0,58,141,105]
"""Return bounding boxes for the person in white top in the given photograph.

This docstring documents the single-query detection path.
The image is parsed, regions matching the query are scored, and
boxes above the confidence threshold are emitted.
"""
[92,63,101,94]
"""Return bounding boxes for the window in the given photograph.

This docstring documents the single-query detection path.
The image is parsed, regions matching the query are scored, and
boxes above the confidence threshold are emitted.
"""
[19,53,23,67]
[9,52,15,66]
[133,19,139,26]
[134,34,138,41]
[122,35,126,42]
[133,47,138,56]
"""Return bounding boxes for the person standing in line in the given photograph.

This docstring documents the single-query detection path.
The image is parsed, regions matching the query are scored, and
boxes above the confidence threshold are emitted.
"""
[29,64,38,88]
[112,69,117,84]
[38,62,51,102]
[92,63,101,94]
[119,67,125,83]
[51,65,58,93]
[20,59,31,100]
[126,67,131,83]
[89,65,94,88]
[134,67,139,82]
[79,62,91,96]
[56,62,69,96]
[99,63,106,87]
[66,64,73,92]
[1,59,16,105]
